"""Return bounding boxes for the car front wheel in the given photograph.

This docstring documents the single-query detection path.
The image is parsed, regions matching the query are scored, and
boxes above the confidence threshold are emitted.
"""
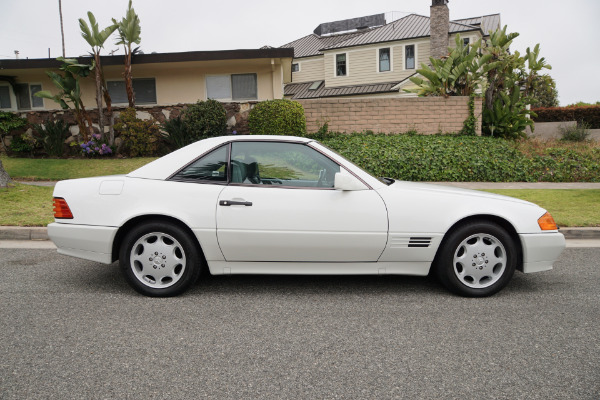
[119,221,202,297]
[436,221,517,297]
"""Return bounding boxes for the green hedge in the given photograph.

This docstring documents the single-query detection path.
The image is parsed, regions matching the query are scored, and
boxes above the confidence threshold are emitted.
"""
[532,106,600,128]
[248,99,306,136]
[318,133,600,182]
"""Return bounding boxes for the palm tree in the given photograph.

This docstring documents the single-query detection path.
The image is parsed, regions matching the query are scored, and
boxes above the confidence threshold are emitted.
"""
[35,58,95,141]
[58,0,65,57]
[79,13,118,143]
[113,0,141,108]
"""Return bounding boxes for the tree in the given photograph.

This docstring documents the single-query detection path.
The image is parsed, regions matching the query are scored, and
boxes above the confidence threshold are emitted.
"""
[79,13,118,144]
[0,160,10,188]
[407,35,492,97]
[35,58,95,141]
[409,26,552,139]
[528,74,559,108]
[58,0,65,57]
[113,0,141,108]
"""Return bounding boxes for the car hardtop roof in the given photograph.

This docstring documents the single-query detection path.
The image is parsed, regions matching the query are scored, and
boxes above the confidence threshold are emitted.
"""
[127,135,314,180]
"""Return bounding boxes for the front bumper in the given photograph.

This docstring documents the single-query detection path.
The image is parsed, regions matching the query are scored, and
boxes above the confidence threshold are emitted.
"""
[519,232,566,273]
[48,222,118,264]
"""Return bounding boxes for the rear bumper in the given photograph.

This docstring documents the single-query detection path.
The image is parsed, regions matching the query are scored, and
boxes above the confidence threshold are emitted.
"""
[519,232,566,273]
[48,222,118,264]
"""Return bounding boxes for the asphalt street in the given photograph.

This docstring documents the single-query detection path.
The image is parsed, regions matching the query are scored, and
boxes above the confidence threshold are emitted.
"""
[1,248,598,399]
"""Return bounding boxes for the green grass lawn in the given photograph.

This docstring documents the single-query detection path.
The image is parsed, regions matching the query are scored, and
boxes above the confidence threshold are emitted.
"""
[1,181,597,227]
[0,156,156,181]
[0,184,54,226]
[483,189,600,228]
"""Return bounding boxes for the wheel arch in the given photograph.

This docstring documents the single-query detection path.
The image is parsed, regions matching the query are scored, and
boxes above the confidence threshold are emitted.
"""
[111,214,208,269]
[432,214,524,273]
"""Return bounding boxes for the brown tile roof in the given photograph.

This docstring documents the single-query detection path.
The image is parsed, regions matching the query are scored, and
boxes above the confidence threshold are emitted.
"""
[452,14,501,36]
[281,30,372,59]
[285,79,411,99]
[324,14,480,51]
[281,13,500,58]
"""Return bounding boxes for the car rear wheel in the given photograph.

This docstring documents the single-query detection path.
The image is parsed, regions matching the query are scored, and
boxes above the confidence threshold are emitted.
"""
[119,221,202,297]
[436,221,517,297]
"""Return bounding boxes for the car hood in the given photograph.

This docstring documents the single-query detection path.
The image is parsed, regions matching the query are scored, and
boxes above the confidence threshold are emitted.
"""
[385,181,536,206]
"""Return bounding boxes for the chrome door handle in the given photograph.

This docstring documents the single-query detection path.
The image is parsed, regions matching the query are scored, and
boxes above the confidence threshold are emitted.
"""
[219,200,253,206]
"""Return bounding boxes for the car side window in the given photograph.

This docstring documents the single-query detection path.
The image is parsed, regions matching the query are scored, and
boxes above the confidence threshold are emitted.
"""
[171,145,228,182]
[230,141,340,188]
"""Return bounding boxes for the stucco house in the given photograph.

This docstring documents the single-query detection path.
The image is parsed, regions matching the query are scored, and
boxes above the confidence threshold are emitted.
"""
[281,0,500,100]
[0,48,294,113]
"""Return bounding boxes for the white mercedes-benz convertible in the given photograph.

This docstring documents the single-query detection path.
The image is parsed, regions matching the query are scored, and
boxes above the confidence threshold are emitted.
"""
[49,135,565,297]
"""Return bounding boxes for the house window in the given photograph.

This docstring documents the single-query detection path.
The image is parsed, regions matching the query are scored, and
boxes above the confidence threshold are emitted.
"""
[336,54,347,76]
[405,45,415,69]
[206,74,258,101]
[232,74,257,100]
[14,83,43,110]
[292,63,300,72]
[463,38,470,53]
[107,78,157,105]
[379,48,391,72]
[0,86,11,109]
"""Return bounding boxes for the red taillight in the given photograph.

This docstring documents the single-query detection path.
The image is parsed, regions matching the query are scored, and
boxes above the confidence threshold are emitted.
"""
[53,197,73,219]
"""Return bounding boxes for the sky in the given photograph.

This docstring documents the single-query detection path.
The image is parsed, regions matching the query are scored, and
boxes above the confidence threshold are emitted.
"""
[1,0,598,106]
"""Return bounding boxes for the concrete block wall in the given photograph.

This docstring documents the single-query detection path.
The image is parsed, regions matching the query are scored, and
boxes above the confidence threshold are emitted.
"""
[298,96,482,135]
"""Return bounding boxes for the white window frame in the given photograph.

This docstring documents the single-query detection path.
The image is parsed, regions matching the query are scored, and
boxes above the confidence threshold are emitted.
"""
[106,77,157,105]
[0,83,16,111]
[377,47,393,73]
[292,63,301,73]
[205,73,258,102]
[403,43,418,71]
[334,52,349,77]
[10,82,44,111]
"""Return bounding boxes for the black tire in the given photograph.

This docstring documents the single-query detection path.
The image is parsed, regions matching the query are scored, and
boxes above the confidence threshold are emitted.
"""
[119,221,202,297]
[435,221,517,297]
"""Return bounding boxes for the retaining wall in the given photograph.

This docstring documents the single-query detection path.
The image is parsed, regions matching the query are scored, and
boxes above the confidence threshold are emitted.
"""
[298,96,483,135]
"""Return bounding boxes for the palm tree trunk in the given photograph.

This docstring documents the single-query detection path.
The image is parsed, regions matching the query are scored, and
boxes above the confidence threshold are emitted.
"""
[58,0,65,57]
[73,105,89,142]
[103,89,115,146]
[124,46,135,107]
[94,53,105,141]
[80,102,95,139]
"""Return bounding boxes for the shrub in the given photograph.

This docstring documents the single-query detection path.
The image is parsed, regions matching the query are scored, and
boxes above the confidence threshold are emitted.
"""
[248,99,306,136]
[533,105,600,128]
[74,133,113,157]
[0,112,27,152]
[161,114,193,150]
[559,122,591,142]
[183,99,226,141]
[32,119,70,157]
[115,108,160,157]
[9,134,39,157]
[318,133,600,182]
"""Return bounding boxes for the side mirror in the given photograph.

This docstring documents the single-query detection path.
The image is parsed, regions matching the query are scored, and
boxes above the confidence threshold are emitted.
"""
[334,172,368,191]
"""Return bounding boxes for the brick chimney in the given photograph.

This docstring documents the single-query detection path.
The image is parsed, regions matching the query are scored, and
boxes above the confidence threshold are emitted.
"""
[430,0,450,59]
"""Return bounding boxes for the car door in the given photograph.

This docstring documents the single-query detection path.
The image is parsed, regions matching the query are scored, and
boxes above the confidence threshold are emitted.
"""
[216,140,388,262]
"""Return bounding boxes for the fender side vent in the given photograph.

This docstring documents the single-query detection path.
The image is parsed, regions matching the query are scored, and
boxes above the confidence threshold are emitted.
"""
[408,237,432,248]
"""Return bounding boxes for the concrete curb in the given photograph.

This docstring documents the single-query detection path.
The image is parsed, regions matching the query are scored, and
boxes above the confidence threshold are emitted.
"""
[0,227,49,241]
[0,226,598,242]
